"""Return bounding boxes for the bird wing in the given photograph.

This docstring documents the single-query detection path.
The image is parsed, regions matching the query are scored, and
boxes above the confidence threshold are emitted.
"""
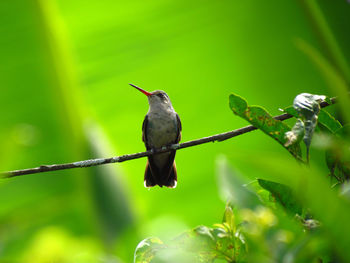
[157,113,181,186]
[176,113,182,143]
[142,112,181,187]
[142,115,150,149]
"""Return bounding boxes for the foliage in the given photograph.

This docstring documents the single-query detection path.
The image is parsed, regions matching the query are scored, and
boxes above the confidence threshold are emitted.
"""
[134,205,246,263]
[1,0,350,263]
[229,94,302,160]
[257,179,302,215]
[135,90,350,262]
[284,93,327,162]
[325,126,350,183]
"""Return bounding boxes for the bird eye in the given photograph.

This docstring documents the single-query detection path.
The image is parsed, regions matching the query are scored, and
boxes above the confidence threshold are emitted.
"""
[157,93,166,99]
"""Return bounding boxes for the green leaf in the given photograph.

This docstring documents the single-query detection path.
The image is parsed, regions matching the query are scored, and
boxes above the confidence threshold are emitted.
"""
[229,94,302,159]
[194,226,215,242]
[173,226,226,262]
[325,126,350,182]
[134,206,246,263]
[228,93,248,115]
[283,106,299,117]
[318,109,342,134]
[216,155,261,209]
[222,205,235,232]
[184,224,244,262]
[257,179,302,215]
[242,154,350,263]
[284,104,342,135]
[134,237,165,263]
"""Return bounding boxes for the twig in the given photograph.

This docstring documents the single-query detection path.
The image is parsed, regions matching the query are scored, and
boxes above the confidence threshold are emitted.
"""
[1,97,336,178]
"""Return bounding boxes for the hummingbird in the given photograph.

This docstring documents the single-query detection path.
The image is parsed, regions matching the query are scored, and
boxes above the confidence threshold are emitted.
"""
[130,83,182,188]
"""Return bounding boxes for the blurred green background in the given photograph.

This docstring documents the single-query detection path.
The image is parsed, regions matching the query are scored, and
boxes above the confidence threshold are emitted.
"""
[0,0,349,262]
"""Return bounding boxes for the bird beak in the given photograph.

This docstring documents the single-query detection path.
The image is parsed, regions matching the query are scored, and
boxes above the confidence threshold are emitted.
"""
[130,83,152,97]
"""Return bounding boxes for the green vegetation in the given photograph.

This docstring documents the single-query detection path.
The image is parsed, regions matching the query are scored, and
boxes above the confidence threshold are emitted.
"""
[135,92,350,262]
[0,0,349,262]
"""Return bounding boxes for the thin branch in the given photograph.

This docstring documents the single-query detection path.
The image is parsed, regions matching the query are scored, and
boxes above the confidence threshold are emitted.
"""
[1,97,336,178]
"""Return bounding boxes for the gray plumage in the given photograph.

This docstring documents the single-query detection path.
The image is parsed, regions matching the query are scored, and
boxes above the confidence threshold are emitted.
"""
[141,90,181,188]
